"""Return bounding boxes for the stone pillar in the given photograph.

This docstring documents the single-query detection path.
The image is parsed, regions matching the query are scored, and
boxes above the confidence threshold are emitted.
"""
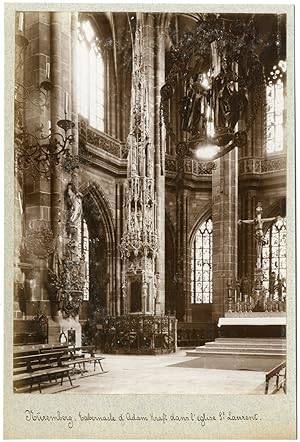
[71,12,79,157]
[114,183,123,316]
[212,148,238,322]
[183,192,192,322]
[153,14,166,315]
[50,12,65,242]
[175,184,185,321]
[22,12,52,317]
[245,191,257,280]
[48,12,82,345]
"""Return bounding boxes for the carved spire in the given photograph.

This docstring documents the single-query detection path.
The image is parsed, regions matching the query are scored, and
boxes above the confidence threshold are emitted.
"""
[120,25,159,314]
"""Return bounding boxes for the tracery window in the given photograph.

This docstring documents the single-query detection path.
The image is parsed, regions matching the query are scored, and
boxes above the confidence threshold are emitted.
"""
[191,218,213,304]
[262,216,286,298]
[78,19,105,131]
[266,60,286,154]
[82,218,89,301]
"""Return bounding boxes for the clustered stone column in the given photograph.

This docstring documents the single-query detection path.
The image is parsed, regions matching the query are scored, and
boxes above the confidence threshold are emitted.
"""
[212,149,238,322]
[153,13,167,315]
[21,12,52,316]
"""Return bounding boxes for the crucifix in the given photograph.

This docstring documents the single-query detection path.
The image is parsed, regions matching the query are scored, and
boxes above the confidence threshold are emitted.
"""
[238,202,281,311]
[238,202,281,270]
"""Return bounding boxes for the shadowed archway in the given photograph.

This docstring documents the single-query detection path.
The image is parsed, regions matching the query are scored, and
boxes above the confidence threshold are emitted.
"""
[80,182,117,316]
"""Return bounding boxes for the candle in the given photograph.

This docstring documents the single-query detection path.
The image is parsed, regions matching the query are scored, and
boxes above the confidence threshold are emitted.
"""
[48,120,51,134]
[18,191,23,215]
[46,62,50,80]
[64,92,68,116]
[18,12,24,33]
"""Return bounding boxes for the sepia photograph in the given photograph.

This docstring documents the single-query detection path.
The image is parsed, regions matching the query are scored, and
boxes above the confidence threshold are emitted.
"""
[3,2,296,439]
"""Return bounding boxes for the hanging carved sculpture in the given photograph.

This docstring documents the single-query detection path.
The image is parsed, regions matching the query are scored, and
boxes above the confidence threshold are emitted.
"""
[161,14,266,160]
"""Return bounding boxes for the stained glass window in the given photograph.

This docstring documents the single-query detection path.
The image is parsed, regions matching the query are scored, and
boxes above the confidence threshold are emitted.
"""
[191,218,213,303]
[262,217,286,299]
[266,60,286,154]
[82,218,89,301]
[78,20,105,132]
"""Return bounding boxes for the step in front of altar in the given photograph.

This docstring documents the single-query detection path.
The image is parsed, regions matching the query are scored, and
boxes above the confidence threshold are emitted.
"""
[186,338,285,371]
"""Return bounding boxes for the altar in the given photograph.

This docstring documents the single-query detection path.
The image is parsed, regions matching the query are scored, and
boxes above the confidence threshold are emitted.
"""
[217,313,286,338]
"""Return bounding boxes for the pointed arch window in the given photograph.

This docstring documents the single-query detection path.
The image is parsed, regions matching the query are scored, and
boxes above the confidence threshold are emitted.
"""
[78,19,105,132]
[266,60,286,154]
[262,216,286,298]
[191,218,213,304]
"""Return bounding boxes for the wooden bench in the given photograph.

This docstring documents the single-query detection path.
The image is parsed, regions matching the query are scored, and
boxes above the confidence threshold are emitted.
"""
[66,346,106,376]
[13,366,73,393]
[13,343,69,357]
[265,361,286,394]
[13,350,73,393]
[13,343,107,391]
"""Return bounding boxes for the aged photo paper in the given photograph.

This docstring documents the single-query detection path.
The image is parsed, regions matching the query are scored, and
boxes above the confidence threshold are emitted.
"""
[3,1,296,439]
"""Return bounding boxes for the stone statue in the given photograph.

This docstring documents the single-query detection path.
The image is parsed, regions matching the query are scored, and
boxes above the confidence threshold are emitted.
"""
[66,183,83,226]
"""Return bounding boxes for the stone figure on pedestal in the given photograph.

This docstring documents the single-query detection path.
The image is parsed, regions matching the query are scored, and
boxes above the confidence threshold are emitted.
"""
[66,183,83,226]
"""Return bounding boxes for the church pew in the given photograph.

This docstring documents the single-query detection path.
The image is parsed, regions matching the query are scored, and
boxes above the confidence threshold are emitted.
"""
[13,366,73,393]
[13,350,73,393]
[64,346,107,376]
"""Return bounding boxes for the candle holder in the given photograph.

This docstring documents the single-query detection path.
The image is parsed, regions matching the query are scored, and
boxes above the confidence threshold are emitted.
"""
[15,34,29,49]
[15,115,76,178]
[40,79,52,92]
[15,28,52,111]
[57,116,75,132]
[15,18,75,178]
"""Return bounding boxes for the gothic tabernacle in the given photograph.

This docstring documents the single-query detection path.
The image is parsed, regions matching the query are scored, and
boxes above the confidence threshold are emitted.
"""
[120,24,159,315]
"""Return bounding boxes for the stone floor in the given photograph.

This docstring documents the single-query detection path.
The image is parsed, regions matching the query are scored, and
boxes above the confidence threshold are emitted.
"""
[64,350,267,395]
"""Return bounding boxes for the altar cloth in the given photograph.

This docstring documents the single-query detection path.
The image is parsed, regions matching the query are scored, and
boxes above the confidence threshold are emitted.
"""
[218,316,286,327]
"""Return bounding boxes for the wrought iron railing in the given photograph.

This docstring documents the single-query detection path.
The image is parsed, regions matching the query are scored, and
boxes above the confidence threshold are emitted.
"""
[227,277,286,314]
[89,314,177,354]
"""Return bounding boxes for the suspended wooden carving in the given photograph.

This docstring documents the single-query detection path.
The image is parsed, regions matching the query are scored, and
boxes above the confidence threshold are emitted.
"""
[161,14,266,160]
[120,25,159,315]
